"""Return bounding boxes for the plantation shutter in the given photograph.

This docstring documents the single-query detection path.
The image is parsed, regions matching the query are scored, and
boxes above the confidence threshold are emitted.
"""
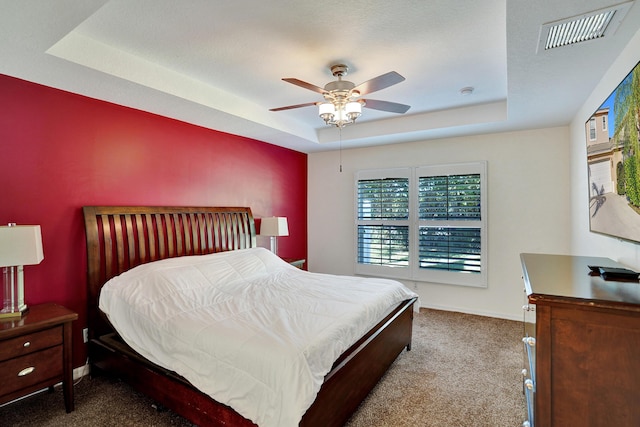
[354,163,486,287]
[356,169,411,278]
[418,174,482,273]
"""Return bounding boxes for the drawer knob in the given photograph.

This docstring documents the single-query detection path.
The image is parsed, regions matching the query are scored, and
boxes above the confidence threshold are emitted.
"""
[23,341,31,348]
[522,336,536,346]
[18,366,35,377]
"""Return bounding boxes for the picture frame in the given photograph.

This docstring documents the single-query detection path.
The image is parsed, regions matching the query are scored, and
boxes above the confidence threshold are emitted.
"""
[586,60,640,243]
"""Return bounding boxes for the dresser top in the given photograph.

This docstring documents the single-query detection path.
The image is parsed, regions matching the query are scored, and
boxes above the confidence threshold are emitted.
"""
[521,253,640,310]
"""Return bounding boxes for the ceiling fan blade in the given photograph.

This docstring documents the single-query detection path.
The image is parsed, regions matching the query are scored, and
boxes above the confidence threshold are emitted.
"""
[362,99,411,114]
[269,101,318,112]
[353,71,405,96]
[282,78,327,94]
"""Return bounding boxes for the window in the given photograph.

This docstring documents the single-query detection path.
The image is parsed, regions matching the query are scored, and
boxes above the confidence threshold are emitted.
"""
[602,115,607,132]
[356,162,487,287]
[356,168,411,277]
[589,118,597,140]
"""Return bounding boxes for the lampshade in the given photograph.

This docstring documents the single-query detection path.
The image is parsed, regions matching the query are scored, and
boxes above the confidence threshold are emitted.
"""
[0,225,44,267]
[260,217,289,237]
[318,103,335,116]
[345,101,362,115]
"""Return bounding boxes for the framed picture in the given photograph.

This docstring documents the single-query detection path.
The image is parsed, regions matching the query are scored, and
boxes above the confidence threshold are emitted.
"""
[586,60,640,243]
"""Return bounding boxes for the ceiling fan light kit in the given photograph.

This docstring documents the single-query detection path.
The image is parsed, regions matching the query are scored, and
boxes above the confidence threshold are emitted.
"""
[270,63,410,128]
[319,100,362,127]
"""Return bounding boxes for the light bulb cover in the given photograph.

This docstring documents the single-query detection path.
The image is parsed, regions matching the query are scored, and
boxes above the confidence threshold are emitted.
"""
[318,103,335,116]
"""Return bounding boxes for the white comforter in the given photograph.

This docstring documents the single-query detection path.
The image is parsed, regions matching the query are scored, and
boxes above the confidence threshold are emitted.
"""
[99,247,417,427]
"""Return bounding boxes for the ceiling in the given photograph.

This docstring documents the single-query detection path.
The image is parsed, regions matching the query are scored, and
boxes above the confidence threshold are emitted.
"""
[1,0,639,153]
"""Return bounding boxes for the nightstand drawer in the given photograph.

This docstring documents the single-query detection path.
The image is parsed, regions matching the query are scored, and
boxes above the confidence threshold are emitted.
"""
[0,346,63,396]
[0,304,77,412]
[0,326,62,362]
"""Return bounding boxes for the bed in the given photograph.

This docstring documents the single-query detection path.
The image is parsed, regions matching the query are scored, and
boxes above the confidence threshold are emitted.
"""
[83,206,417,427]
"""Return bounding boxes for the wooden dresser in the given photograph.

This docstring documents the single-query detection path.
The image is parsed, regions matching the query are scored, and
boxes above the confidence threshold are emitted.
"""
[0,303,78,412]
[520,253,640,427]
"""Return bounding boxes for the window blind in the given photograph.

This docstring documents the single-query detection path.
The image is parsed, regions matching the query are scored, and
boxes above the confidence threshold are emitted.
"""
[418,173,482,274]
[357,177,410,268]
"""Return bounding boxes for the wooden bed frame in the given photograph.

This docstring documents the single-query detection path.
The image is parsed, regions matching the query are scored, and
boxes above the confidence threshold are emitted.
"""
[83,206,416,426]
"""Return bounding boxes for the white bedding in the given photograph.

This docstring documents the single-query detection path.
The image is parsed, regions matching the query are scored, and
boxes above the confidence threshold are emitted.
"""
[99,247,418,427]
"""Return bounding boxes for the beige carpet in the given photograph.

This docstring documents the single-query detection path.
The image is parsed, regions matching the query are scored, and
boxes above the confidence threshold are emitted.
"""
[345,308,527,427]
[0,308,527,426]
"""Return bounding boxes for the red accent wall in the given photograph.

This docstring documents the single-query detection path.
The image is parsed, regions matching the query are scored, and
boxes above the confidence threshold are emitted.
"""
[0,74,307,367]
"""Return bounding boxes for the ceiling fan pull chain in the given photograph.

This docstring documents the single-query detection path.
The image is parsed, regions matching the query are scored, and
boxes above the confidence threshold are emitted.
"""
[339,127,343,173]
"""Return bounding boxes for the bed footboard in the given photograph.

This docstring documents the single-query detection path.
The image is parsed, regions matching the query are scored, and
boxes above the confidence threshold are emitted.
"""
[89,298,416,427]
[302,297,416,426]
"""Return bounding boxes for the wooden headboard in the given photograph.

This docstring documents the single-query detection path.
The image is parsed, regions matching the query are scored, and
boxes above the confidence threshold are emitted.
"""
[83,206,256,339]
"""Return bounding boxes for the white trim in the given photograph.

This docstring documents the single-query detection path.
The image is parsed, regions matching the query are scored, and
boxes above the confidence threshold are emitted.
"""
[419,301,522,322]
[355,167,411,181]
[74,362,90,380]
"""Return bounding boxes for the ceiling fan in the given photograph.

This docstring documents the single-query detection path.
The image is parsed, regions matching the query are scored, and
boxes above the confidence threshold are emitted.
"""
[269,64,410,128]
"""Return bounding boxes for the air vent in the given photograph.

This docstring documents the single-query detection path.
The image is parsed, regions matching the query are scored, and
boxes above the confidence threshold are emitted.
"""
[537,1,633,52]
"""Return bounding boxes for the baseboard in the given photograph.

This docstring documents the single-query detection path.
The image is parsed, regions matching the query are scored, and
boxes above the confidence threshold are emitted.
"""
[419,302,523,322]
[73,362,90,380]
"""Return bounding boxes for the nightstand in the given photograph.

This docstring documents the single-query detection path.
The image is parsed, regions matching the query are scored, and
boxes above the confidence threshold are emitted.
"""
[281,257,306,269]
[0,303,78,413]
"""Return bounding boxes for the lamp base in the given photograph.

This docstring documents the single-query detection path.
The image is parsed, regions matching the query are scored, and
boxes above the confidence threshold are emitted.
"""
[0,308,23,320]
[2,265,26,320]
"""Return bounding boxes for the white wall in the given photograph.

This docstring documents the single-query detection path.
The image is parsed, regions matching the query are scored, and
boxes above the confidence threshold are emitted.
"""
[570,25,640,268]
[308,127,571,320]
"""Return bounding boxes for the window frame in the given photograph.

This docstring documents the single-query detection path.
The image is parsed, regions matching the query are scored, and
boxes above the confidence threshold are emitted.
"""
[355,162,488,288]
[413,162,487,287]
[355,168,412,279]
[589,117,597,140]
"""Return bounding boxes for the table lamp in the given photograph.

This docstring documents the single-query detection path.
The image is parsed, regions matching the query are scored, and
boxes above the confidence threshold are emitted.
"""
[0,224,44,319]
[260,217,288,255]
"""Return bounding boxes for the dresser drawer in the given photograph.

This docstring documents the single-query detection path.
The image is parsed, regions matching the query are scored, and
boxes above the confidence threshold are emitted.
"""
[0,326,62,362]
[0,345,63,397]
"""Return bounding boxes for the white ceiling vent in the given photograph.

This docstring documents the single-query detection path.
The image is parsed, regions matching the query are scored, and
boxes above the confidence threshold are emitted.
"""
[537,1,634,53]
